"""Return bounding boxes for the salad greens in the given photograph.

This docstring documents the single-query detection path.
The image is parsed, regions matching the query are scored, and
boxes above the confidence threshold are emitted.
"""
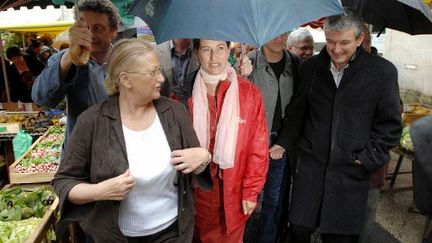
[0,186,56,242]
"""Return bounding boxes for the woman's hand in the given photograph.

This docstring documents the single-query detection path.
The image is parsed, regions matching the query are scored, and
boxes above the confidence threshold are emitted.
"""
[95,169,135,201]
[242,200,257,215]
[269,144,286,160]
[171,148,210,174]
[68,169,135,204]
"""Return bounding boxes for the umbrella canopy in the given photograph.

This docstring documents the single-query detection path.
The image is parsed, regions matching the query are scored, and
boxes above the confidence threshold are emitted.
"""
[129,0,344,47]
[0,0,74,11]
[342,0,432,35]
[0,21,73,35]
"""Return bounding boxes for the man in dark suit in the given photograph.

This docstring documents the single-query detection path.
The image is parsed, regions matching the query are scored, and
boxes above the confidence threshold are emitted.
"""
[274,9,402,243]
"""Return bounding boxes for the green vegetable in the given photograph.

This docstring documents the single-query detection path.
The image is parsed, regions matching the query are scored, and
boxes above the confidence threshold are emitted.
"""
[0,186,57,242]
[400,126,415,151]
[0,217,41,243]
[0,186,55,221]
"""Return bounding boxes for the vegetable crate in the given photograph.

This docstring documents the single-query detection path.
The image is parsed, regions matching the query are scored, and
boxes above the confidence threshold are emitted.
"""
[9,126,65,184]
[0,184,58,243]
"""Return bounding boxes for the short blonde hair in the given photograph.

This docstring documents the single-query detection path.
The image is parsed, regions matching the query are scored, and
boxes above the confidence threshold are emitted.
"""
[105,38,156,95]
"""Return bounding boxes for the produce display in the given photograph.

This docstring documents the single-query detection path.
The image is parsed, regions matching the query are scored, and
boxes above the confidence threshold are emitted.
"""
[0,186,56,243]
[400,126,414,152]
[14,126,65,174]
[0,110,65,134]
[402,104,432,125]
[0,114,28,123]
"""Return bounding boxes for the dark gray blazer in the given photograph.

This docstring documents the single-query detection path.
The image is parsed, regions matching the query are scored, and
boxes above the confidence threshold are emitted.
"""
[410,115,432,214]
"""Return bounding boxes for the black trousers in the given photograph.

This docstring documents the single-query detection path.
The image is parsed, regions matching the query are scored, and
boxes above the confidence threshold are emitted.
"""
[86,221,179,243]
[126,221,179,243]
[289,225,359,243]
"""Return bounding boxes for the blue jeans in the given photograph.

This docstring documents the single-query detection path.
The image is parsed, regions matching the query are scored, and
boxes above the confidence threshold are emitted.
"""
[257,154,291,243]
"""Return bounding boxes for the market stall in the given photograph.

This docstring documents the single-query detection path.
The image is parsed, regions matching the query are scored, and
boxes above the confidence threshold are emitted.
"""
[0,20,73,102]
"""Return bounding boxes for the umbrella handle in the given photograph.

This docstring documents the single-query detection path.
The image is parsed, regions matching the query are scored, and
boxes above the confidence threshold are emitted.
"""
[240,43,246,60]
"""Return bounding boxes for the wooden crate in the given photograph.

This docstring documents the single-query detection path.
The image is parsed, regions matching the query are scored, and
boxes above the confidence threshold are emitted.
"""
[1,184,59,243]
[8,129,56,184]
[27,198,59,243]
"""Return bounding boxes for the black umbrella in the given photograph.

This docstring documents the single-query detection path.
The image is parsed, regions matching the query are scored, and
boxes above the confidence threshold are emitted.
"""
[342,0,432,35]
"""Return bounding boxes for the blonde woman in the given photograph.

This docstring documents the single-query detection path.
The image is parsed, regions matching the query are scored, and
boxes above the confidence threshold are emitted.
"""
[53,38,211,243]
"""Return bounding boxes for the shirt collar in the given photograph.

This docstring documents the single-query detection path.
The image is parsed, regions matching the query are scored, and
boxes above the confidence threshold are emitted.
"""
[330,61,349,74]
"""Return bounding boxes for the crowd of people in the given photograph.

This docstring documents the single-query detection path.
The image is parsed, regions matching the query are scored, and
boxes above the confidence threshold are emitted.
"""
[4,0,428,242]
[0,38,52,102]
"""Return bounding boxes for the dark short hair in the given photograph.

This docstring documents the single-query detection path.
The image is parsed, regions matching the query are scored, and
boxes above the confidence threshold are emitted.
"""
[193,39,231,50]
[74,0,120,28]
[29,38,42,48]
[6,46,23,60]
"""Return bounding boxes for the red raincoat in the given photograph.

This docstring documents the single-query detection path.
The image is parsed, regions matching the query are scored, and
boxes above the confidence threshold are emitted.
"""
[188,76,269,237]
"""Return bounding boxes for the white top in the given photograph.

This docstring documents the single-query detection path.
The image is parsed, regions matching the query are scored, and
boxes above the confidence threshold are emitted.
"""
[118,114,178,237]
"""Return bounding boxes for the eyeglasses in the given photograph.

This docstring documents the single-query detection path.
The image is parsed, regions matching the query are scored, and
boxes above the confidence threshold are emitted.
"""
[200,45,228,56]
[128,67,163,77]
[90,24,107,34]
[292,45,314,51]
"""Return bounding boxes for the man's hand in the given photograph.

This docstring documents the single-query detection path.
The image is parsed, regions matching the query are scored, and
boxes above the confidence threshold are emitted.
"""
[242,200,257,215]
[95,169,135,201]
[69,19,92,51]
[238,55,253,77]
[269,144,286,160]
[60,19,92,77]
[171,147,210,174]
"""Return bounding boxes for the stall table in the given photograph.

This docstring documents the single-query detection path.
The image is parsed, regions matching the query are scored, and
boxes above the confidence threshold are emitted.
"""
[387,146,416,188]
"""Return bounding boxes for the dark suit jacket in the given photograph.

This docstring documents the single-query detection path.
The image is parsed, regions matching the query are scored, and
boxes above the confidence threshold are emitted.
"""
[410,115,432,214]
[52,95,211,242]
[276,47,402,234]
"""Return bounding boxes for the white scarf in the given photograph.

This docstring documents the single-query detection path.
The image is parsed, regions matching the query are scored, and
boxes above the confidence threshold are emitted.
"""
[192,65,240,169]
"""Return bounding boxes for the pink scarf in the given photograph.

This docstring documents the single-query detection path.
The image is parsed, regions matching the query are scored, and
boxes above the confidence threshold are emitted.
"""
[192,65,239,169]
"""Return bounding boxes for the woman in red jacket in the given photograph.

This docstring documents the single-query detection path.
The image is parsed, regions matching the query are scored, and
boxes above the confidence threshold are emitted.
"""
[188,39,269,243]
